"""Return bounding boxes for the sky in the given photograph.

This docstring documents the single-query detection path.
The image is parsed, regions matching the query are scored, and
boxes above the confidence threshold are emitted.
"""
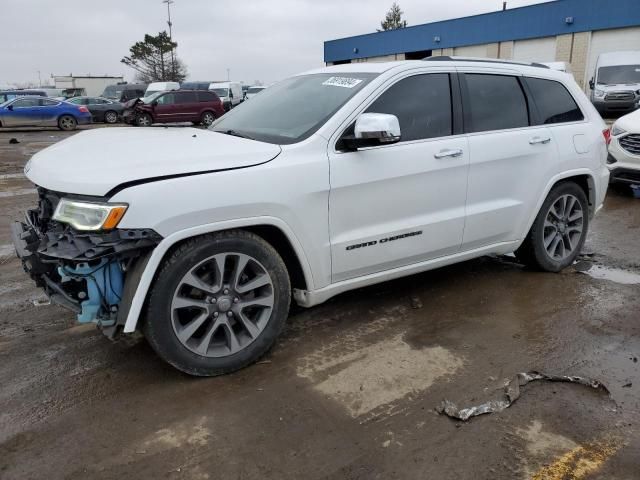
[1,0,555,87]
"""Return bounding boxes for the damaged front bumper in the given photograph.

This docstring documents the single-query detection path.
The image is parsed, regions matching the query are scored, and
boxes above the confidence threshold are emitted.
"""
[11,188,162,335]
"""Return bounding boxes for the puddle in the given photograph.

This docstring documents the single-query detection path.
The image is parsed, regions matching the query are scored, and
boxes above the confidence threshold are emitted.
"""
[297,333,464,417]
[581,265,640,285]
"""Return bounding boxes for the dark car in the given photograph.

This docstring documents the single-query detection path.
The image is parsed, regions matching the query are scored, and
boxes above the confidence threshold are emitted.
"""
[122,90,225,127]
[67,96,124,124]
[0,90,46,103]
[102,83,147,103]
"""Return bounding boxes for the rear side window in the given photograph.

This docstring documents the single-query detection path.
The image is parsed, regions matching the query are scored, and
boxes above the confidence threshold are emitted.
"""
[177,92,197,103]
[526,77,584,124]
[464,74,529,133]
[365,73,452,142]
[40,98,60,106]
[197,91,217,102]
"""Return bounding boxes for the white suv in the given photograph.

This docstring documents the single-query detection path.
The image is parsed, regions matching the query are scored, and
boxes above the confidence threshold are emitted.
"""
[12,58,610,376]
[608,108,640,184]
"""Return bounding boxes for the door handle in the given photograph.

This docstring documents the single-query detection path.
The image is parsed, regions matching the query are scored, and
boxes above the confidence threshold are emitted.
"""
[529,136,551,145]
[434,148,463,159]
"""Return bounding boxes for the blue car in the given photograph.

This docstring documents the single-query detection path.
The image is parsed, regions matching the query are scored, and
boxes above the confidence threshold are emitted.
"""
[0,96,92,130]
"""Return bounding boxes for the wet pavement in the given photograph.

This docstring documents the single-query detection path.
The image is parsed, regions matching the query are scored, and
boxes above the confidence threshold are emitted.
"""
[0,126,639,479]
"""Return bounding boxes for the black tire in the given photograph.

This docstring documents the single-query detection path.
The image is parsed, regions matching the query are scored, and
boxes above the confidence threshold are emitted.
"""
[58,115,77,131]
[136,113,153,127]
[516,182,589,272]
[201,111,216,127]
[104,110,118,124]
[144,230,291,376]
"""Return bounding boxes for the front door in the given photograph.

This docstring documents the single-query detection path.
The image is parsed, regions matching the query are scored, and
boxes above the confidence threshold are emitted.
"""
[4,97,42,126]
[153,92,179,122]
[328,72,469,283]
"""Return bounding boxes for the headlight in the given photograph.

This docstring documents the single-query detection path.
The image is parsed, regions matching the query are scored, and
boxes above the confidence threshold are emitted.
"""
[594,89,605,97]
[53,199,128,231]
[611,124,626,136]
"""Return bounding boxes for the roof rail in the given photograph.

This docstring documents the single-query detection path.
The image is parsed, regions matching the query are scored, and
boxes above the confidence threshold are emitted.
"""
[423,55,549,69]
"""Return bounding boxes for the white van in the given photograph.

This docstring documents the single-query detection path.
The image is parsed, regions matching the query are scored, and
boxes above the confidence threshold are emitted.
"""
[144,81,180,98]
[589,51,640,117]
[209,82,242,111]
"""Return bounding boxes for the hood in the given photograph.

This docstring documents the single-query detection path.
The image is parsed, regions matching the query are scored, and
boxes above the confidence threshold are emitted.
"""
[25,127,281,196]
[596,83,640,92]
[614,108,640,132]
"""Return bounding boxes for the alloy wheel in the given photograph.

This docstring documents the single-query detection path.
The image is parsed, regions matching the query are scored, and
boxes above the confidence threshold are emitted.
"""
[202,112,215,126]
[105,111,117,124]
[59,115,76,130]
[543,194,584,260]
[171,252,275,357]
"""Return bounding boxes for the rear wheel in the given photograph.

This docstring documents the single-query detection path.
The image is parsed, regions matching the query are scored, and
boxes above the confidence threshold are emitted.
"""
[58,115,77,131]
[516,182,588,272]
[104,110,118,124]
[136,113,152,127]
[144,230,291,376]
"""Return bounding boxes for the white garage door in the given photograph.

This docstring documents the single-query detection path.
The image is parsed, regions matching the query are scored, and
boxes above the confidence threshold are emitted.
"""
[587,27,640,83]
[454,44,489,57]
[512,37,557,62]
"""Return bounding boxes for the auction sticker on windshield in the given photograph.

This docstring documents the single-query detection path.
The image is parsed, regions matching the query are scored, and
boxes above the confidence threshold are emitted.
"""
[322,77,364,88]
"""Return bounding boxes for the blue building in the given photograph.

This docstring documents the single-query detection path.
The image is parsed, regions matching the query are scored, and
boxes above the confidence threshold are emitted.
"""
[324,0,640,89]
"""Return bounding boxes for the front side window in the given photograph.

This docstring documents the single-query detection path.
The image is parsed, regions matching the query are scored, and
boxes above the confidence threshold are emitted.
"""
[12,97,40,107]
[210,88,228,98]
[211,73,377,145]
[156,93,175,105]
[526,77,584,124]
[464,74,529,133]
[365,73,452,142]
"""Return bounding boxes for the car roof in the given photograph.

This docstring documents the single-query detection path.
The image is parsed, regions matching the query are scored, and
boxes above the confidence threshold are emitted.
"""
[597,51,640,67]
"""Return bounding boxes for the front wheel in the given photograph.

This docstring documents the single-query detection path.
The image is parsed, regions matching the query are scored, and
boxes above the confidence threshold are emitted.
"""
[516,182,589,272]
[144,230,291,376]
[136,113,152,127]
[58,115,77,131]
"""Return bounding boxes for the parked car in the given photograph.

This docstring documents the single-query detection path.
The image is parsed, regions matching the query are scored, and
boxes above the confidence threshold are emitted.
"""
[608,109,640,184]
[122,90,224,126]
[102,83,147,103]
[0,90,46,103]
[209,82,242,111]
[0,96,91,130]
[11,58,609,375]
[144,81,180,98]
[67,96,124,124]
[589,51,640,117]
[244,85,266,100]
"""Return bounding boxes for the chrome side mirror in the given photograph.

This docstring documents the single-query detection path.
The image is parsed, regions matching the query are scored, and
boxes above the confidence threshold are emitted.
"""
[343,113,401,150]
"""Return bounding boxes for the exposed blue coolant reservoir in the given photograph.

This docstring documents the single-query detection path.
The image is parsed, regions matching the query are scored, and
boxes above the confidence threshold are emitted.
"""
[58,259,124,325]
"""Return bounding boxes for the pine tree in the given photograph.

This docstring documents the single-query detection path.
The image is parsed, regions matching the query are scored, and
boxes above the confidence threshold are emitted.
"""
[379,2,408,31]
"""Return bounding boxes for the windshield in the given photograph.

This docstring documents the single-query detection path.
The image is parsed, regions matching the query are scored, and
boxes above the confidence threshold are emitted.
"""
[142,91,162,103]
[597,65,640,85]
[211,88,228,97]
[210,73,377,145]
[102,86,123,99]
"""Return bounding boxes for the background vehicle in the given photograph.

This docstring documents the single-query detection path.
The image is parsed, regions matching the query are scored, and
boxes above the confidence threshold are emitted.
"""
[589,51,640,116]
[67,96,124,124]
[181,81,218,91]
[0,90,46,103]
[144,81,180,97]
[541,62,573,74]
[608,108,640,184]
[244,85,266,100]
[0,97,91,130]
[102,83,147,103]
[12,59,609,375]
[209,82,242,111]
[122,90,224,126]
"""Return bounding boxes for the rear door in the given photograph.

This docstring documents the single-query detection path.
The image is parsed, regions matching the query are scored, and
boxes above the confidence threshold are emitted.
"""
[38,98,64,126]
[4,97,42,126]
[459,70,555,250]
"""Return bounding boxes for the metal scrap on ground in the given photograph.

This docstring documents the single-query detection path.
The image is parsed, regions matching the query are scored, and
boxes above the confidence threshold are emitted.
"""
[437,371,610,421]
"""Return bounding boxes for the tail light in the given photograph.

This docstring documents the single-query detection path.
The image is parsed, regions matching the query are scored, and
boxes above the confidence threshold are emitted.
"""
[603,128,611,146]
[78,106,89,113]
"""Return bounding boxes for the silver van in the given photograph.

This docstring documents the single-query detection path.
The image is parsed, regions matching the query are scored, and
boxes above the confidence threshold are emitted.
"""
[589,51,640,116]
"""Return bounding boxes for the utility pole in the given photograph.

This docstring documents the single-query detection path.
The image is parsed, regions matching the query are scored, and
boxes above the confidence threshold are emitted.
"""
[227,68,230,81]
[163,0,176,79]
[37,70,41,87]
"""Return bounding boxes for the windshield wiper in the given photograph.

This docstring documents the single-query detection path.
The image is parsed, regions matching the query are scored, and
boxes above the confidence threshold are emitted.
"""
[215,129,255,141]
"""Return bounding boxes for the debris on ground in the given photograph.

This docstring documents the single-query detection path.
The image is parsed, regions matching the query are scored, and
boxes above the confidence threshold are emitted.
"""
[9,138,19,144]
[437,371,610,421]
[410,296,423,309]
